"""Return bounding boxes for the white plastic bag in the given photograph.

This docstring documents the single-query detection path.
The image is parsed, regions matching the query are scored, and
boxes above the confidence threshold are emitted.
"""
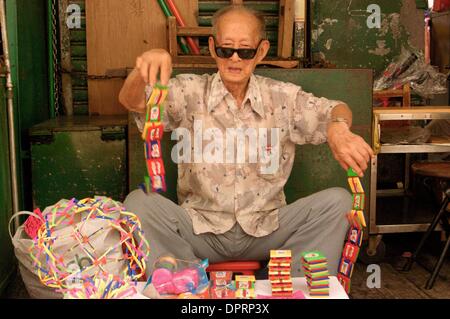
[10,212,62,299]
[9,199,128,299]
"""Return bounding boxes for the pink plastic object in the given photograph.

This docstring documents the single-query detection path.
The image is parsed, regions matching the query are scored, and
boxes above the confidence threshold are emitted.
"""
[172,268,199,294]
[152,268,176,295]
[24,209,44,239]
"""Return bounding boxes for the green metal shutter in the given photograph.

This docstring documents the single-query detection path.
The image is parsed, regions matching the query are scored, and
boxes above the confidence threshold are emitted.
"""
[70,0,88,115]
[60,0,88,115]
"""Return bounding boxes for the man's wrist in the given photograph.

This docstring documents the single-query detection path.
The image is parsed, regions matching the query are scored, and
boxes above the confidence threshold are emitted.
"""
[328,117,350,132]
[327,119,351,140]
[330,117,350,127]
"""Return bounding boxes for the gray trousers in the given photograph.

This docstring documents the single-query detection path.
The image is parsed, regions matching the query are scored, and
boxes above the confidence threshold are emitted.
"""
[124,187,352,277]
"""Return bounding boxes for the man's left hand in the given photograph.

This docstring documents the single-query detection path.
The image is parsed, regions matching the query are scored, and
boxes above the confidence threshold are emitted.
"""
[327,122,374,177]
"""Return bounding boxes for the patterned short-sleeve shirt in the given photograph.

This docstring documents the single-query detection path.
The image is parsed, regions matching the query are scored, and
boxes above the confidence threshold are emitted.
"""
[134,72,343,237]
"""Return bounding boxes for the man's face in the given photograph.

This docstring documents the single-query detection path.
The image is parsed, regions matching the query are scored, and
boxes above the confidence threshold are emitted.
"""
[208,11,269,88]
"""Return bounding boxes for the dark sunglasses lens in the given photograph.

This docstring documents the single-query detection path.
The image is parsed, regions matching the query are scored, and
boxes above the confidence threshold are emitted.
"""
[215,46,258,59]
[216,47,234,58]
[238,49,257,59]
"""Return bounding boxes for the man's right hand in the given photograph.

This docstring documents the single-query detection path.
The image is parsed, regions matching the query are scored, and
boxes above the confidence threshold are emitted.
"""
[119,49,173,112]
[136,49,173,87]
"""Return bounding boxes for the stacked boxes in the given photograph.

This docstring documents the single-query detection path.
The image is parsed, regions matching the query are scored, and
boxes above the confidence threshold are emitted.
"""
[235,275,256,299]
[210,271,234,299]
[301,251,330,297]
[268,250,293,297]
[337,168,367,294]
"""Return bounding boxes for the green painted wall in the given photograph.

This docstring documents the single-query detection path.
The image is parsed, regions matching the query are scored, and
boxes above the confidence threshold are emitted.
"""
[311,0,425,75]
[30,116,128,208]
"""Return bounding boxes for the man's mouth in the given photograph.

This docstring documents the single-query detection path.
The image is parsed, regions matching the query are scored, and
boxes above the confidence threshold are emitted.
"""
[227,67,242,74]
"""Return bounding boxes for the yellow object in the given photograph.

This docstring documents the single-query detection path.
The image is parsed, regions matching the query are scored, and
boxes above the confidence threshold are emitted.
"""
[357,210,367,227]
[347,177,364,193]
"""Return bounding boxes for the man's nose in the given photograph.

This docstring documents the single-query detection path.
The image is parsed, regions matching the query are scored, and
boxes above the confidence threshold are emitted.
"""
[230,51,241,61]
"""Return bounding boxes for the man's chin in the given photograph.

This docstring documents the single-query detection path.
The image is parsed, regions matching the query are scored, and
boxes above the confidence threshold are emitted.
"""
[220,72,250,85]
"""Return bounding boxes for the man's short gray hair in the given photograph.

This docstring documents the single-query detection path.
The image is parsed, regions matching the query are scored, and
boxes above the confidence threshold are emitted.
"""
[211,5,267,41]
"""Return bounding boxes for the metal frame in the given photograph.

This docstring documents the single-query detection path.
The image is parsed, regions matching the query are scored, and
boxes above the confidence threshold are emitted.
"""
[368,107,450,255]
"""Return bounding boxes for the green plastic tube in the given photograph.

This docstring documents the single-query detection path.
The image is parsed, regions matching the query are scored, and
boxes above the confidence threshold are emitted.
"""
[156,0,190,54]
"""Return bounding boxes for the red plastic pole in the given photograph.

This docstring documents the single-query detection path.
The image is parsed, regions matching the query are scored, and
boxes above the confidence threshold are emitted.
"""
[164,0,201,55]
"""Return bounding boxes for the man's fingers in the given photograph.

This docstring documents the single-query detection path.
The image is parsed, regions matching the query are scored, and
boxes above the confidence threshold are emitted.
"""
[148,61,160,88]
[343,155,364,177]
[356,144,370,166]
[353,150,368,173]
[364,142,375,158]
[338,160,349,172]
[159,60,172,87]
[332,132,374,177]
[136,50,172,87]
[359,141,375,171]
[139,62,150,84]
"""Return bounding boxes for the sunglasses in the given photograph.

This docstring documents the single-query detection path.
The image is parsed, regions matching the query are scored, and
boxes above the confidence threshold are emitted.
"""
[214,39,263,60]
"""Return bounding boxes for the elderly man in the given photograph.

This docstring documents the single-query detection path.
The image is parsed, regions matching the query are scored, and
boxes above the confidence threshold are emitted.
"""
[119,5,373,277]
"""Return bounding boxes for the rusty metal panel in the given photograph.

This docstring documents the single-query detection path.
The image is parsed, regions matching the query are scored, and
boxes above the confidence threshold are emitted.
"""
[311,0,425,73]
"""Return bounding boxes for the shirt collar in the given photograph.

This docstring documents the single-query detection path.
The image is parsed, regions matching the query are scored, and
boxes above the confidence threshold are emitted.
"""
[207,72,265,118]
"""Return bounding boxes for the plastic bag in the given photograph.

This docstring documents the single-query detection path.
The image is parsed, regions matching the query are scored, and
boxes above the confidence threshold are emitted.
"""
[9,196,149,299]
[380,126,432,144]
[144,255,210,299]
[374,47,448,99]
[426,119,450,137]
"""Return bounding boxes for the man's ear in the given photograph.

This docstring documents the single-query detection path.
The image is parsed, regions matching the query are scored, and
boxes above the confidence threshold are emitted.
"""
[255,39,270,63]
[208,36,217,58]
